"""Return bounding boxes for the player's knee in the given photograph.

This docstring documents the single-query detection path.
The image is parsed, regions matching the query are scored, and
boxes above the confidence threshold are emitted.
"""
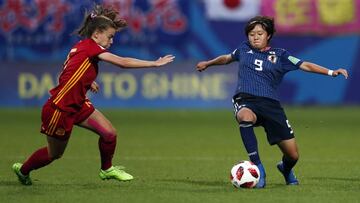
[101,128,117,143]
[287,152,299,162]
[292,153,299,161]
[236,111,256,124]
[49,152,64,160]
[237,113,255,127]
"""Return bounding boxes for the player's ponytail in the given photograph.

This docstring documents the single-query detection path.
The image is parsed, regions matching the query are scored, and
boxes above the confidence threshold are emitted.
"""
[75,4,127,38]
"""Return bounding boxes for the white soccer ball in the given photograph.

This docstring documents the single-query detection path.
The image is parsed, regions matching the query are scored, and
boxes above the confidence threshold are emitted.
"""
[230,161,260,188]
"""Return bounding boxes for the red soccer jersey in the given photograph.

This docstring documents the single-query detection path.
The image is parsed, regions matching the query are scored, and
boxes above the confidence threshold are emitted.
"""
[49,38,107,113]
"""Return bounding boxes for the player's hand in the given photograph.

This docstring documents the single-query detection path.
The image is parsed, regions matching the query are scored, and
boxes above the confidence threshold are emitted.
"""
[155,55,175,66]
[196,61,208,72]
[333,68,348,79]
[90,81,99,93]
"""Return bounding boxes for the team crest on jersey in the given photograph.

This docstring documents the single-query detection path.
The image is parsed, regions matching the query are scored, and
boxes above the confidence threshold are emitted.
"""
[55,128,66,136]
[267,54,277,64]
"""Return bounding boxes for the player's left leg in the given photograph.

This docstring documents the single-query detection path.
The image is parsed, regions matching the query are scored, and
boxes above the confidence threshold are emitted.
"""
[259,98,299,186]
[277,138,299,185]
[77,109,133,181]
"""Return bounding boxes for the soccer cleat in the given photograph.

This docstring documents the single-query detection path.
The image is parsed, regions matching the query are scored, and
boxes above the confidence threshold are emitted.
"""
[12,163,32,185]
[99,166,134,181]
[255,163,266,188]
[277,161,299,185]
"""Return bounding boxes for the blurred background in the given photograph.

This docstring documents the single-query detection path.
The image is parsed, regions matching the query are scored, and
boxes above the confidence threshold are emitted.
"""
[1,0,359,108]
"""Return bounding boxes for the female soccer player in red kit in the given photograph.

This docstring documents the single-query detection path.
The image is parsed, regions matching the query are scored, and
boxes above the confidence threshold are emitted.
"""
[12,5,175,185]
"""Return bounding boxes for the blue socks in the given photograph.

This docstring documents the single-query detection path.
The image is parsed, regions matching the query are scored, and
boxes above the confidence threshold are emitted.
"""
[239,122,260,165]
[282,156,298,175]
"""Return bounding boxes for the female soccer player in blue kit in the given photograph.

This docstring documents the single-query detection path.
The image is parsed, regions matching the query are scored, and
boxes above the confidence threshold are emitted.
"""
[196,16,348,188]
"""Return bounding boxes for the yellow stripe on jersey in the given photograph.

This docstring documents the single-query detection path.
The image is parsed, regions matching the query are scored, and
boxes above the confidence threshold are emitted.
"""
[46,109,61,135]
[54,61,91,104]
[53,58,90,104]
[49,111,62,135]
[53,58,91,104]
[45,109,58,134]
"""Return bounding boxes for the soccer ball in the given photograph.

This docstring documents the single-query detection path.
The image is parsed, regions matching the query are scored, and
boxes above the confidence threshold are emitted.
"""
[230,161,260,188]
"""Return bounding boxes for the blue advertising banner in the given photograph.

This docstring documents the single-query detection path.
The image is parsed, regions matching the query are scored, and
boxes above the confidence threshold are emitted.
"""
[0,59,357,108]
[0,62,239,108]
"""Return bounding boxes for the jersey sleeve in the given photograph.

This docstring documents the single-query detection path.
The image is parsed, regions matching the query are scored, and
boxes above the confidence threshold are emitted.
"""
[231,48,240,61]
[87,41,108,58]
[280,50,303,71]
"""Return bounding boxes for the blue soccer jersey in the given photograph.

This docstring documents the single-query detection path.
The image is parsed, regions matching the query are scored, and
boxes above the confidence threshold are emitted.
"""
[231,41,303,101]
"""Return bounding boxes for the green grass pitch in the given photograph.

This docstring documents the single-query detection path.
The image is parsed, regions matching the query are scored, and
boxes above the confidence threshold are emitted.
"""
[1,107,359,203]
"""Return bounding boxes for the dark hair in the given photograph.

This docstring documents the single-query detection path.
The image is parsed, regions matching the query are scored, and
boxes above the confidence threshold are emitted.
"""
[76,4,127,38]
[245,16,276,41]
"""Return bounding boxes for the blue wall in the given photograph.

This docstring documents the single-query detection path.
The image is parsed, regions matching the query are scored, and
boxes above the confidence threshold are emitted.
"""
[1,0,359,107]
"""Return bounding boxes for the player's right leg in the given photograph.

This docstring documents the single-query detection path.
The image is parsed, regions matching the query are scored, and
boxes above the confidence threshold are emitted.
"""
[13,102,70,185]
[236,107,266,188]
[12,163,32,185]
[12,136,68,185]
[12,137,67,185]
[277,138,299,185]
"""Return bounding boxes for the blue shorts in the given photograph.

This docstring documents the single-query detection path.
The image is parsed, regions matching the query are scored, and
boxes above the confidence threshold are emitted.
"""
[232,93,294,145]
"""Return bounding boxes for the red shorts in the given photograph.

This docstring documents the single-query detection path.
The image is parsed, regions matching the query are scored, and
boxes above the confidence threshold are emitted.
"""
[40,99,95,140]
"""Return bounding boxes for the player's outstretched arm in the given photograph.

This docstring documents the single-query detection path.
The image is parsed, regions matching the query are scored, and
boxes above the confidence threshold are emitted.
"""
[196,54,234,72]
[300,61,348,79]
[98,52,175,68]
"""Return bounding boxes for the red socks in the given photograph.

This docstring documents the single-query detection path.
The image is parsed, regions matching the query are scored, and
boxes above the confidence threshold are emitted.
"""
[87,118,117,171]
[98,137,116,170]
[20,147,53,175]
